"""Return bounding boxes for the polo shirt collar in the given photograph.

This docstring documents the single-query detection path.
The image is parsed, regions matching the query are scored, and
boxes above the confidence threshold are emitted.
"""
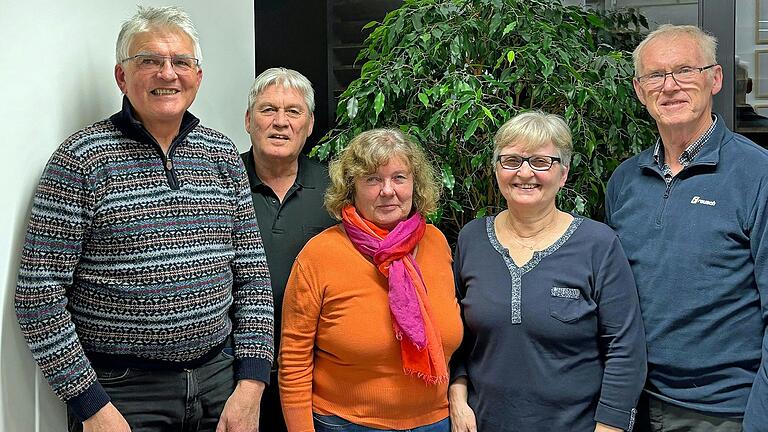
[242,150,318,191]
[242,149,265,189]
[295,154,317,189]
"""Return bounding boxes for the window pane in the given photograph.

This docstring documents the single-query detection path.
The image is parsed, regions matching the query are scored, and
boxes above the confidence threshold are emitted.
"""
[736,0,768,147]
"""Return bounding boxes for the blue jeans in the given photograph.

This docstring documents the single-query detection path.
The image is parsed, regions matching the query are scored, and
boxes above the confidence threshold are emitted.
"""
[313,414,449,432]
[67,349,235,432]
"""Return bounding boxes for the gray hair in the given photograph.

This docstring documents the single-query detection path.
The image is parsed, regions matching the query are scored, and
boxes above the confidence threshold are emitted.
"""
[493,111,573,167]
[247,67,315,113]
[633,24,717,76]
[116,6,202,64]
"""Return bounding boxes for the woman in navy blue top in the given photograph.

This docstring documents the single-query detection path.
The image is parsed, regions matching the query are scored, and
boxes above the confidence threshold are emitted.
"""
[449,111,646,432]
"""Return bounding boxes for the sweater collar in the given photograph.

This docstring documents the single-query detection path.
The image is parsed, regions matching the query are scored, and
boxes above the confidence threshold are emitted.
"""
[638,113,727,170]
[109,96,200,150]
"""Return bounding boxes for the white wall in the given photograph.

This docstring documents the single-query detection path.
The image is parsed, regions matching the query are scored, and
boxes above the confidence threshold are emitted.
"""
[0,1,254,430]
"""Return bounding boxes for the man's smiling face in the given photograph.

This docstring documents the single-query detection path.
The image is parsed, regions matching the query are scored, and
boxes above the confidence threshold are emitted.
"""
[633,34,722,133]
[115,27,202,129]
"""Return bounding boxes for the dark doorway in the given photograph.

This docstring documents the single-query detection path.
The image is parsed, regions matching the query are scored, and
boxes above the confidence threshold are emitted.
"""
[254,0,403,150]
[255,1,330,149]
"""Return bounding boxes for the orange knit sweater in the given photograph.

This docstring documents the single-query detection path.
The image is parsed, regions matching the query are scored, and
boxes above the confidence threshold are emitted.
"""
[279,224,463,432]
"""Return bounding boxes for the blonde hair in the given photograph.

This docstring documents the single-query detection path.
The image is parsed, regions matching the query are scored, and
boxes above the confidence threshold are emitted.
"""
[493,111,573,166]
[325,128,440,219]
[633,24,717,76]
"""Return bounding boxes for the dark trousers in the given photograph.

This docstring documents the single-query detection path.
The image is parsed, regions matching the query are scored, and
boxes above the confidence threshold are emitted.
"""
[634,392,743,432]
[259,371,287,432]
[68,350,235,432]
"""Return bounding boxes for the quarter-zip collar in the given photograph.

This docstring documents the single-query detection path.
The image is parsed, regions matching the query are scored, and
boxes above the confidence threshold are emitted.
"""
[109,96,200,155]
[109,96,200,190]
[638,114,725,174]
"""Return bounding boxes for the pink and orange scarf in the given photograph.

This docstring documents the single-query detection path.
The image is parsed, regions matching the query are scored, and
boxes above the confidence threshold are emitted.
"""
[341,205,448,384]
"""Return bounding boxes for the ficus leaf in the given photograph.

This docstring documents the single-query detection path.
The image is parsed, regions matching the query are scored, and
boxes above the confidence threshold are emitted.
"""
[441,164,456,191]
[502,22,516,37]
[418,92,430,107]
[463,118,480,141]
[346,97,359,119]
[480,106,497,124]
[315,0,655,244]
[374,92,385,118]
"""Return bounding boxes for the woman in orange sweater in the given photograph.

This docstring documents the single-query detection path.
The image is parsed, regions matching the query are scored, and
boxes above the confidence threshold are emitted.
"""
[279,128,463,432]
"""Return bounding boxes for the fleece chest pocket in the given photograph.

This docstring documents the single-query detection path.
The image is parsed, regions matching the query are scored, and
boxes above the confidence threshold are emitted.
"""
[549,287,592,323]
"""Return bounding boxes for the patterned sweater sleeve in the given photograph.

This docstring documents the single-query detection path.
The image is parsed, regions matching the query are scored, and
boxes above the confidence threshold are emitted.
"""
[15,147,110,421]
[229,149,274,383]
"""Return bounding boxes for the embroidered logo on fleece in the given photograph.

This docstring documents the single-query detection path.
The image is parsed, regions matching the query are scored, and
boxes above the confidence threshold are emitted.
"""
[690,196,716,206]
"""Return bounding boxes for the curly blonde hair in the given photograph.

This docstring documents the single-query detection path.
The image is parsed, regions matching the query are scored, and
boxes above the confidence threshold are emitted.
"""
[325,128,440,220]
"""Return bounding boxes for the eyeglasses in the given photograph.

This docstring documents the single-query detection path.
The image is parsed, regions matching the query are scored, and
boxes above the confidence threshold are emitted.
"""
[635,64,717,90]
[497,154,561,171]
[121,54,200,74]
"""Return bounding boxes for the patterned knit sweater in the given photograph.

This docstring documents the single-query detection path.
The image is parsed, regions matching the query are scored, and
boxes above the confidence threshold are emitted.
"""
[15,99,274,421]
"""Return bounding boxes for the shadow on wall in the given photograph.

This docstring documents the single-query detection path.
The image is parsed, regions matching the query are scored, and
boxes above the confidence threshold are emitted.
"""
[1,59,117,431]
[2,194,45,432]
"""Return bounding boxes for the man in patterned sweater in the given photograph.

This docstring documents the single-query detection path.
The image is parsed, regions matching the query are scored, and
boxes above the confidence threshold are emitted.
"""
[15,6,273,432]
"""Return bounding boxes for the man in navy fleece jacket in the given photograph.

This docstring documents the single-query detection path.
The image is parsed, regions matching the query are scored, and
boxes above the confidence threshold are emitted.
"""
[606,24,768,432]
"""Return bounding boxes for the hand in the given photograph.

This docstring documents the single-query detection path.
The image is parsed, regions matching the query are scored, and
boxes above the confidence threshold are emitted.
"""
[449,378,477,432]
[595,422,623,432]
[450,400,477,432]
[82,403,131,432]
[216,379,266,432]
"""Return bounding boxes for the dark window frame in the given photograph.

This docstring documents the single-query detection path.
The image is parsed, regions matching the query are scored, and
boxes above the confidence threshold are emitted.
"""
[700,0,736,128]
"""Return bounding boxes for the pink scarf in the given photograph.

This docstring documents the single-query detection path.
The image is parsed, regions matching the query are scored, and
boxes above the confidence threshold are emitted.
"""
[342,205,448,384]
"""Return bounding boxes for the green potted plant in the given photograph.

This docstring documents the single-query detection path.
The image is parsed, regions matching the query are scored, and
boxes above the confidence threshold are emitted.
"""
[315,0,655,242]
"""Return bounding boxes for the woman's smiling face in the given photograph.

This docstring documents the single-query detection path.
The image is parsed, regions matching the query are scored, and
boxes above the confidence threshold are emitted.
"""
[495,141,568,213]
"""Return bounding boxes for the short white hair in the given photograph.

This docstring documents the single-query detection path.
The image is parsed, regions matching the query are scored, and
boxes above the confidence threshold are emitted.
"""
[633,24,717,76]
[116,6,202,64]
[247,67,315,113]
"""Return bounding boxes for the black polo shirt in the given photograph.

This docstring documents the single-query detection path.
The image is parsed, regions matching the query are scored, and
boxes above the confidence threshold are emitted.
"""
[240,149,337,361]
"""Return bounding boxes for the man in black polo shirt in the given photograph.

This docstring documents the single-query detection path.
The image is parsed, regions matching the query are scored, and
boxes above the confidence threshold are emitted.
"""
[241,67,336,432]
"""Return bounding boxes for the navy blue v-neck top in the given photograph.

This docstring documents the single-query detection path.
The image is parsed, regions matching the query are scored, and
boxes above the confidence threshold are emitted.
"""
[451,215,646,431]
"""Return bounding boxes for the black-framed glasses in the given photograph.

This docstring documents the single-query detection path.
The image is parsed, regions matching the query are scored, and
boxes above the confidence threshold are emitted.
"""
[121,54,200,74]
[635,64,717,90]
[497,154,561,171]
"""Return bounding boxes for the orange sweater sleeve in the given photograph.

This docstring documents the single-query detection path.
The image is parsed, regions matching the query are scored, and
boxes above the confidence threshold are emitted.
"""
[279,259,321,432]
